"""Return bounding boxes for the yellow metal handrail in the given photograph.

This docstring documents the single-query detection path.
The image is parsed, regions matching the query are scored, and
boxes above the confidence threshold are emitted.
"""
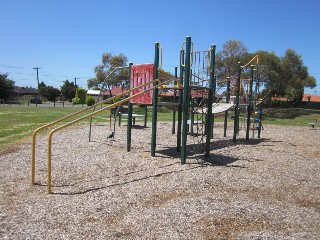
[46,78,174,193]
[242,55,259,68]
[32,78,175,193]
[31,77,166,185]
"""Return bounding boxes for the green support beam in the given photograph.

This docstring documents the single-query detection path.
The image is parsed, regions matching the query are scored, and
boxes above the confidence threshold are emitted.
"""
[181,36,192,164]
[127,62,133,151]
[223,77,230,137]
[151,42,160,157]
[177,50,184,152]
[246,65,255,140]
[205,44,216,156]
[233,63,242,142]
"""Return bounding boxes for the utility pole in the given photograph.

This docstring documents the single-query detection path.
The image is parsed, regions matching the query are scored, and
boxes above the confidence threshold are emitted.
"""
[33,67,40,96]
[74,77,79,88]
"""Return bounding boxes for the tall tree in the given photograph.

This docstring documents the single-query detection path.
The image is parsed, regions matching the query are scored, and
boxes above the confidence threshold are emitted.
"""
[40,86,61,102]
[216,40,249,81]
[255,50,282,96]
[281,49,316,105]
[257,49,316,106]
[0,73,15,100]
[88,53,129,97]
[60,80,76,101]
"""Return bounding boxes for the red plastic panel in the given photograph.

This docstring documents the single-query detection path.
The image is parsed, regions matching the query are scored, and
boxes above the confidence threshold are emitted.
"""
[130,64,154,104]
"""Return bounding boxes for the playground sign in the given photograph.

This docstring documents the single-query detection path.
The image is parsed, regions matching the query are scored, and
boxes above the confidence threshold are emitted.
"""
[130,64,154,104]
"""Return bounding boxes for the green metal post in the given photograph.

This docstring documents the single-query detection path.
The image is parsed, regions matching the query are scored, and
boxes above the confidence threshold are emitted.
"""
[233,63,242,142]
[151,42,160,156]
[256,63,262,139]
[223,77,230,137]
[190,99,195,136]
[211,75,217,139]
[172,66,178,134]
[144,104,147,127]
[127,62,133,152]
[246,65,254,140]
[177,50,184,152]
[258,109,262,138]
[181,36,191,164]
[205,45,216,155]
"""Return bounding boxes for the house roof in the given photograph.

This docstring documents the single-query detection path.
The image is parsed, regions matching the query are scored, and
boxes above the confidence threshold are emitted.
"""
[104,86,125,95]
[87,90,101,95]
[14,86,38,94]
[273,94,320,103]
[303,94,320,103]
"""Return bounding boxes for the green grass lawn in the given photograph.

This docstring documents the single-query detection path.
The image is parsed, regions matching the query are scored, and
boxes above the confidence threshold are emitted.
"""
[262,108,320,126]
[1,105,320,151]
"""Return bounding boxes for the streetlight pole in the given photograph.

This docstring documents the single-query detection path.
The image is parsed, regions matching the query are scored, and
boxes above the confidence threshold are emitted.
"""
[33,67,40,96]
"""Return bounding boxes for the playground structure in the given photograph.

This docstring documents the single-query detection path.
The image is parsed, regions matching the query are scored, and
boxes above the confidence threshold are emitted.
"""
[31,36,262,194]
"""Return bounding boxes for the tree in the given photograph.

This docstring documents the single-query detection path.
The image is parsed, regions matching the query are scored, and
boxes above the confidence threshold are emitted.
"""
[40,86,60,102]
[256,49,316,106]
[60,80,76,101]
[89,53,129,98]
[77,88,87,104]
[39,81,46,89]
[254,50,282,98]
[216,40,250,81]
[281,49,316,106]
[0,73,15,100]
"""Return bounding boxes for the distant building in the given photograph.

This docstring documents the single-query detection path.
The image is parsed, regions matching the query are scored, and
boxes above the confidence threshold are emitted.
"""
[86,89,102,102]
[303,94,320,103]
[8,86,38,100]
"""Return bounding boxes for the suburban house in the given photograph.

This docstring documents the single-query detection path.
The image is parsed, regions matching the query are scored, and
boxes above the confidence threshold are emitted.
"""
[303,94,320,108]
[9,86,38,100]
[86,89,102,102]
[303,94,320,103]
[103,86,126,100]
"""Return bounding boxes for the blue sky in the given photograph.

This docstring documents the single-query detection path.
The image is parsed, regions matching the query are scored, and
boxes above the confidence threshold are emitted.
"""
[1,0,319,94]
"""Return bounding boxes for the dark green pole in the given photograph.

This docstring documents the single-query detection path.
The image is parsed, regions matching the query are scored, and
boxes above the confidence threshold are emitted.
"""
[190,99,195,136]
[144,104,148,127]
[223,77,230,137]
[258,109,262,138]
[256,62,262,139]
[177,50,184,152]
[127,62,133,152]
[211,75,217,139]
[172,66,178,134]
[233,63,242,142]
[181,36,191,164]
[246,65,254,140]
[205,45,216,156]
[151,42,160,157]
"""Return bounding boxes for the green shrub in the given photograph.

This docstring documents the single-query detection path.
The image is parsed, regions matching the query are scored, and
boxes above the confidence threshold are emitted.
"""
[72,97,81,105]
[113,95,122,103]
[77,88,86,104]
[85,96,95,106]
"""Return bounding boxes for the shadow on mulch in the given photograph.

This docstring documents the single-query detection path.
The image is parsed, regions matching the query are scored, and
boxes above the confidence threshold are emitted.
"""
[156,137,269,165]
[50,164,204,196]
[42,138,270,195]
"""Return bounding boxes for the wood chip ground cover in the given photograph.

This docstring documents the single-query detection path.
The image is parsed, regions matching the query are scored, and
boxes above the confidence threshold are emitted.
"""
[0,122,319,239]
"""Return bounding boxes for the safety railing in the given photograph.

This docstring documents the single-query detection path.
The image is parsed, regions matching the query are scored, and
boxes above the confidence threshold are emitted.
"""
[31,77,167,186]
[32,77,176,193]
